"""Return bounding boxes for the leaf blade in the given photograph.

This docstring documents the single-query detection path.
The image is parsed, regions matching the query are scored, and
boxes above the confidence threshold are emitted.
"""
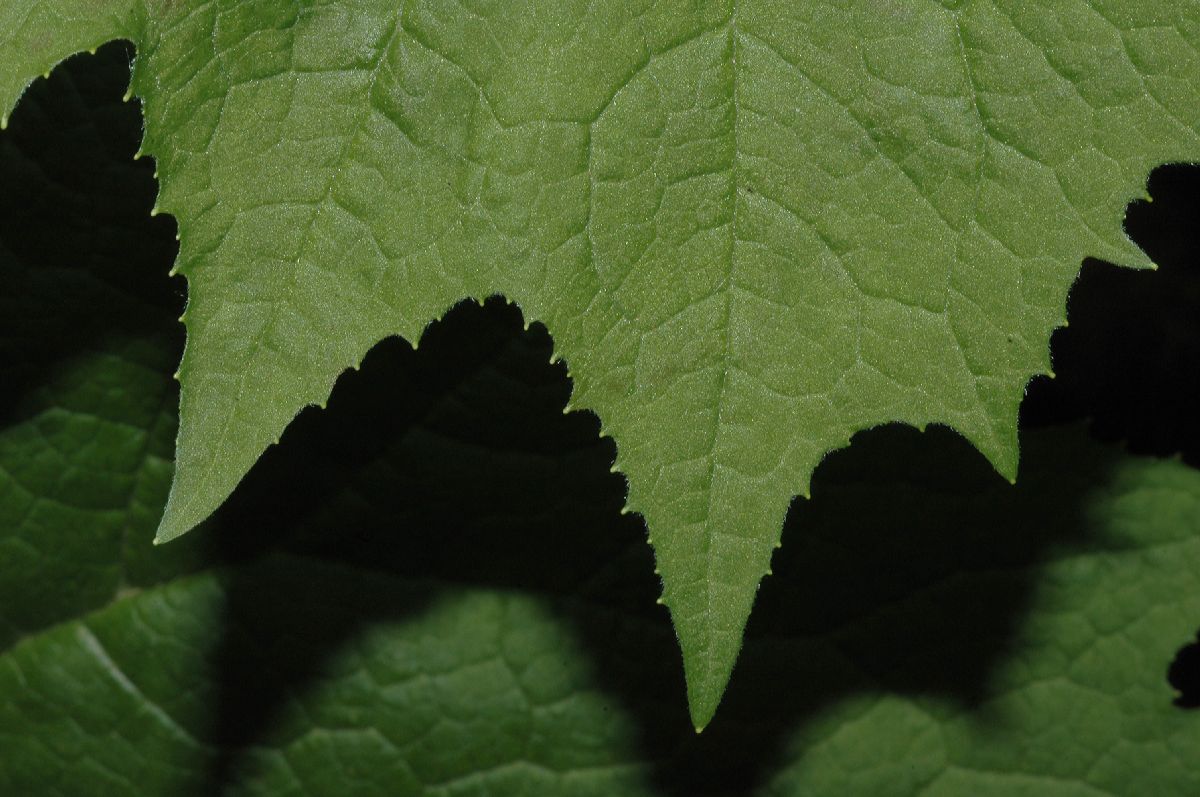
[7,0,1200,722]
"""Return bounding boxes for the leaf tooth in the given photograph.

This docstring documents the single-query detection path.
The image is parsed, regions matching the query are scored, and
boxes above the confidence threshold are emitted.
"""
[618,487,643,516]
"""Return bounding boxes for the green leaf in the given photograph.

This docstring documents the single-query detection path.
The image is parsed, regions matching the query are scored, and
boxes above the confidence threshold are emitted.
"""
[3,1,1200,726]
[2,57,1199,790]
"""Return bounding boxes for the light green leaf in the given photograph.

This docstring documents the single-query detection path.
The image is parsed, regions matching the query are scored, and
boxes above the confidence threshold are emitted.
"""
[4,1,1200,726]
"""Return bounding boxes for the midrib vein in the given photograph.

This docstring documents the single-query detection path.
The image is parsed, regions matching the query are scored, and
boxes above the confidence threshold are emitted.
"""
[696,6,741,661]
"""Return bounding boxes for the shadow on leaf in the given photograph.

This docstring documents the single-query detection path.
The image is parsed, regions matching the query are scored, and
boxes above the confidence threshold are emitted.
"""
[0,42,180,427]
[191,297,1122,795]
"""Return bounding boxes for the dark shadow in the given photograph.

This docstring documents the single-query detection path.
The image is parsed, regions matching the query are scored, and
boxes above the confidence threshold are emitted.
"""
[191,298,1120,794]
[0,43,199,646]
[1170,631,1200,710]
[194,299,670,792]
[642,425,1116,793]
[0,42,182,427]
[1023,164,1200,465]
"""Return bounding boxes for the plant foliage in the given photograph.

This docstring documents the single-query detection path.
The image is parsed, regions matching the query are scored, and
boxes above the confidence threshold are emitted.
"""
[3,0,1200,728]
